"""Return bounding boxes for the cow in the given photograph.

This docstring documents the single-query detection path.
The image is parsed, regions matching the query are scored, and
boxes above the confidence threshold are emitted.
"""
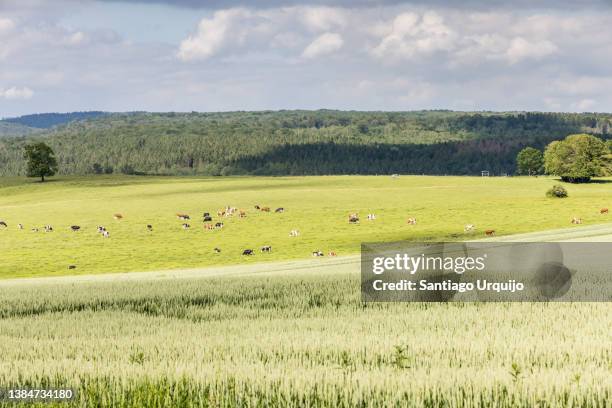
[217,210,226,217]
[261,207,271,212]
[407,217,417,225]
[147,224,153,231]
[97,226,106,233]
[485,229,495,236]
[177,214,190,220]
[203,216,213,222]
[367,214,376,220]
[102,230,110,238]
[203,212,210,218]
[215,222,224,229]
[68,265,77,270]
[348,213,359,224]
[203,223,214,230]
[182,223,190,230]
[464,224,475,232]
[601,208,609,214]
[71,225,81,231]
[275,207,284,213]
[312,250,324,257]
[571,217,582,224]
[113,214,123,220]
[242,249,254,256]
[239,210,247,218]
[254,205,261,210]
[289,229,300,237]
[44,225,53,232]
[0,221,7,228]
[328,251,337,257]
[214,247,221,253]
[261,246,272,253]
[17,223,24,230]
[31,227,39,232]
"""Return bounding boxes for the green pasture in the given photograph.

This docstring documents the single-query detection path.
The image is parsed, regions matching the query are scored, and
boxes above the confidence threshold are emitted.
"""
[0,175,610,278]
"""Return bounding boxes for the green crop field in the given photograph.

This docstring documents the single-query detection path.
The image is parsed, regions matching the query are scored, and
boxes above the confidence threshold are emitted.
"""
[0,175,611,278]
[0,264,611,407]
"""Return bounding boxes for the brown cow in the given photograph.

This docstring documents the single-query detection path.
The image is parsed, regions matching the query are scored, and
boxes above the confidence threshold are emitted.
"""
[571,217,582,224]
[239,210,247,218]
[601,208,609,214]
[203,223,214,230]
[113,214,123,220]
[261,207,270,212]
[348,213,359,224]
[485,229,495,236]
[407,217,417,225]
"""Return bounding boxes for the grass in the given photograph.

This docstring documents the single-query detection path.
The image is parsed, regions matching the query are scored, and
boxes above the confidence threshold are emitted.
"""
[0,268,610,407]
[0,175,611,278]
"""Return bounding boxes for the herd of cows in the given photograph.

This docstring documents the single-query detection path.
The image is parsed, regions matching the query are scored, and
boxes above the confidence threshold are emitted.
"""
[0,205,609,268]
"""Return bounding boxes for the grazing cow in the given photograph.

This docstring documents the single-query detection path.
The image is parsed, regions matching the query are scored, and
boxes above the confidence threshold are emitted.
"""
[0,221,7,228]
[571,217,582,224]
[147,224,153,231]
[261,245,272,253]
[312,250,324,257]
[254,205,261,210]
[348,213,360,224]
[18,223,24,230]
[203,216,213,222]
[328,251,337,257]
[261,207,270,212]
[485,229,495,236]
[217,210,226,217]
[31,227,39,232]
[68,265,77,270]
[71,225,81,231]
[407,217,417,225]
[113,214,123,220]
[367,214,376,220]
[214,247,221,253]
[97,226,106,233]
[464,224,475,232]
[242,249,254,256]
[275,207,284,213]
[44,225,53,232]
[601,208,609,214]
[289,229,300,237]
[215,222,224,229]
[182,223,190,229]
[102,230,110,238]
[177,214,190,220]
[203,223,214,230]
[203,212,210,218]
[238,210,247,218]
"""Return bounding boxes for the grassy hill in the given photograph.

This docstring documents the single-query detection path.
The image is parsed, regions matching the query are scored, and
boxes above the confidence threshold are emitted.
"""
[1,175,610,278]
[0,121,39,138]
[0,110,611,177]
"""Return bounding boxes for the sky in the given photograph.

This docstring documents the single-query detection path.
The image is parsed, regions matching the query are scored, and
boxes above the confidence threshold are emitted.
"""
[1,0,612,117]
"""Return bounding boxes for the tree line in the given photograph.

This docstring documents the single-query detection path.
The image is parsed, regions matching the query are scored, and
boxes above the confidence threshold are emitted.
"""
[2,110,612,178]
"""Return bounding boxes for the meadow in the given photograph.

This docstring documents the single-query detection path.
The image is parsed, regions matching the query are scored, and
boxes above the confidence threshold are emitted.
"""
[0,265,611,407]
[0,175,611,278]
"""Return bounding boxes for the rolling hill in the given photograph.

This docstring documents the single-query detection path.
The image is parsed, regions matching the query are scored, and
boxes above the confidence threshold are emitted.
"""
[0,110,611,176]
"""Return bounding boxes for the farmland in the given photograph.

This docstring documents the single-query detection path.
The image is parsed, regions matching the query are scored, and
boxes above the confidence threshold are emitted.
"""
[1,175,611,279]
[1,175,611,407]
[0,255,611,407]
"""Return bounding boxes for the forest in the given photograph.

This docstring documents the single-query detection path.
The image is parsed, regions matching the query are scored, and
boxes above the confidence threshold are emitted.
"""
[1,110,611,176]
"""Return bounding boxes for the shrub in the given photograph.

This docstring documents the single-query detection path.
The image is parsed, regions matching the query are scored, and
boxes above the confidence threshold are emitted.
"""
[546,185,568,198]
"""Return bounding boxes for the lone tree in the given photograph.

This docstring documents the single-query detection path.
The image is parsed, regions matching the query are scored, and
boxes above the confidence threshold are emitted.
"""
[24,142,58,182]
[544,134,608,183]
[516,147,543,176]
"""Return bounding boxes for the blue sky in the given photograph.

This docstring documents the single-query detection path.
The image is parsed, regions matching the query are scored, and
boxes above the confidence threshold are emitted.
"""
[1,0,612,117]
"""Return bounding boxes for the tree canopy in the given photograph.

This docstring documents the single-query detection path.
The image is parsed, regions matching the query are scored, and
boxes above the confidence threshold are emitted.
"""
[23,142,58,182]
[516,147,544,175]
[544,134,609,183]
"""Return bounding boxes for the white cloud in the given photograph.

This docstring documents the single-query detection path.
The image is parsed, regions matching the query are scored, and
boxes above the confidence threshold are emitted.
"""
[504,37,557,63]
[301,32,343,58]
[0,17,15,33]
[0,86,34,100]
[572,98,596,111]
[372,12,456,60]
[300,7,347,32]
